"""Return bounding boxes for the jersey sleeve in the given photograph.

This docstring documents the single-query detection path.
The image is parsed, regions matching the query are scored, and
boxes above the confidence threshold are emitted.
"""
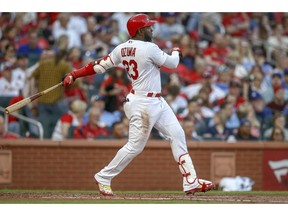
[109,45,122,66]
[148,43,168,66]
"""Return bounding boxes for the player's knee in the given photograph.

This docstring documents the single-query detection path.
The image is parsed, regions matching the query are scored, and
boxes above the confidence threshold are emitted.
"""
[125,141,145,155]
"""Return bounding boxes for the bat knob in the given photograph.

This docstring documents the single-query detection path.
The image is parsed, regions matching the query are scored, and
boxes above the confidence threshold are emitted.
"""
[5,109,9,114]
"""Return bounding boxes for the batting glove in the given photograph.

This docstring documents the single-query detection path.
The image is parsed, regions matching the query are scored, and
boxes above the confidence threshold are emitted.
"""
[63,72,76,87]
[171,47,183,58]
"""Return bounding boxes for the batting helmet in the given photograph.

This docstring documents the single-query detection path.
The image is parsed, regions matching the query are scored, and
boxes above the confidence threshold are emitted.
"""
[127,14,157,37]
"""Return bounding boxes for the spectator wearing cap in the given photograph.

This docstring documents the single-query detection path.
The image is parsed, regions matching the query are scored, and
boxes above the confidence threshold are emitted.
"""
[11,54,29,95]
[52,99,87,141]
[234,118,259,141]
[158,12,185,41]
[216,79,246,109]
[0,61,20,97]
[82,94,122,128]
[249,90,273,139]
[267,85,285,114]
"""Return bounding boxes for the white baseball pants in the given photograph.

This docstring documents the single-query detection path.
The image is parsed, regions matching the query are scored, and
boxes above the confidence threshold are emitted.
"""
[95,93,194,186]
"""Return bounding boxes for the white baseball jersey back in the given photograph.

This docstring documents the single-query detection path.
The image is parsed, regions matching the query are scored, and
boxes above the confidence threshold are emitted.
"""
[109,39,167,93]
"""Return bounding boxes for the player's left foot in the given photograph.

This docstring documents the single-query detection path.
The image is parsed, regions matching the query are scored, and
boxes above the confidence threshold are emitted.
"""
[185,178,215,195]
[95,180,114,196]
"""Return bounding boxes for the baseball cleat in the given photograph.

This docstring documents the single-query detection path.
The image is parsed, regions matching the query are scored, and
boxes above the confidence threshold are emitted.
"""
[95,181,114,196]
[185,178,215,195]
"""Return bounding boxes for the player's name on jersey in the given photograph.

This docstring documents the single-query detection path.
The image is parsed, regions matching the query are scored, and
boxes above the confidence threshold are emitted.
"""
[121,47,136,57]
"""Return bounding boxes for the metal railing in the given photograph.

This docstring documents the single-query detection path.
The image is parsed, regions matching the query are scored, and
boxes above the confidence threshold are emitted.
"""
[0,106,44,140]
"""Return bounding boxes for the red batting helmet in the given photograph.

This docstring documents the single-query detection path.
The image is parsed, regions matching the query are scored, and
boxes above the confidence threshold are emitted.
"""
[127,14,157,37]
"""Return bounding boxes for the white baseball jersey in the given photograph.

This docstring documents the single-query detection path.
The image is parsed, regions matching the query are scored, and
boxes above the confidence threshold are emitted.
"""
[95,39,201,192]
[109,39,168,93]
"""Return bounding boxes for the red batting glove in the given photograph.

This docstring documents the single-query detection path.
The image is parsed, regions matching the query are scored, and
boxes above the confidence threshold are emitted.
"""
[171,47,183,58]
[63,72,76,87]
[62,62,95,87]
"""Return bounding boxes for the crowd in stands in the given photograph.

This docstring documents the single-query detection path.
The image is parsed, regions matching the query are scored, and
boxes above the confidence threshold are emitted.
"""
[1,12,288,142]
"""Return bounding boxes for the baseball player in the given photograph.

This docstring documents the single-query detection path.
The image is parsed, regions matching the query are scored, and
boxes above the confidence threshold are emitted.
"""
[63,13,214,196]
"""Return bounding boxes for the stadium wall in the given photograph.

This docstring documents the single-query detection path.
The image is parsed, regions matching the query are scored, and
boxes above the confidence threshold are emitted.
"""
[0,139,287,191]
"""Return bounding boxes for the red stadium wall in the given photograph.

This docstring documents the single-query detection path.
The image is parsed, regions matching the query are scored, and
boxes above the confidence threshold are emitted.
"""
[0,139,287,191]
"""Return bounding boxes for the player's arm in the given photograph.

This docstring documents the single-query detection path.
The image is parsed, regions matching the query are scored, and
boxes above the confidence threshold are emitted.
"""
[162,47,182,69]
[150,44,182,69]
[63,55,115,87]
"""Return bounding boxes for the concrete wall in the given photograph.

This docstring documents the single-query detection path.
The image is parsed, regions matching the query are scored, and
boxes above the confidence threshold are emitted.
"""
[0,139,287,191]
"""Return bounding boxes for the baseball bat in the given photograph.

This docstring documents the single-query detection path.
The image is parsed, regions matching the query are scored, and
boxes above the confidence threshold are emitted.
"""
[5,82,63,114]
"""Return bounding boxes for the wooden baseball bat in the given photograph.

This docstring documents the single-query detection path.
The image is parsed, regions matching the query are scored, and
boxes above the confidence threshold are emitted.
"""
[5,82,63,114]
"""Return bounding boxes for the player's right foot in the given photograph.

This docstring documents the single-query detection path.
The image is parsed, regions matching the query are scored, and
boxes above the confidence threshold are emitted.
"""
[95,180,114,196]
[185,178,215,195]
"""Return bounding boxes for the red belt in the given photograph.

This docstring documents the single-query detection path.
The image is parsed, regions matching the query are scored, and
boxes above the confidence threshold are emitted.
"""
[131,89,161,97]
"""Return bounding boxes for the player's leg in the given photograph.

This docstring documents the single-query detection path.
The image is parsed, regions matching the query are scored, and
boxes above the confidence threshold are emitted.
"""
[95,95,160,195]
[154,99,214,194]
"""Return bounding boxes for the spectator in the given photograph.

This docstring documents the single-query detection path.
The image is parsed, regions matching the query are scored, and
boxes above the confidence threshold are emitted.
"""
[267,85,286,114]
[269,126,285,141]
[0,61,19,97]
[207,101,236,140]
[30,49,71,138]
[216,79,246,109]
[0,44,16,66]
[0,115,19,139]
[222,12,250,38]
[82,94,122,128]
[99,66,132,112]
[181,70,226,104]
[111,121,127,139]
[158,12,186,41]
[16,29,43,67]
[202,32,229,68]
[236,102,261,139]
[11,54,29,95]
[264,112,288,141]
[52,99,87,141]
[73,106,110,139]
[266,23,288,63]
[165,83,188,115]
[283,69,288,100]
[52,13,82,49]
[249,91,273,140]
[234,118,259,141]
[180,119,203,141]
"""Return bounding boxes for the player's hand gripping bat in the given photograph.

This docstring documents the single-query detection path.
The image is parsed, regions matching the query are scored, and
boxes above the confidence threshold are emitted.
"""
[5,82,63,114]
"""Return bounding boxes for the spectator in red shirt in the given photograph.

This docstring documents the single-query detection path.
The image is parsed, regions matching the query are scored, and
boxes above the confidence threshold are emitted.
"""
[222,12,250,38]
[73,106,110,140]
[0,115,19,139]
[202,33,229,68]
[52,99,87,140]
